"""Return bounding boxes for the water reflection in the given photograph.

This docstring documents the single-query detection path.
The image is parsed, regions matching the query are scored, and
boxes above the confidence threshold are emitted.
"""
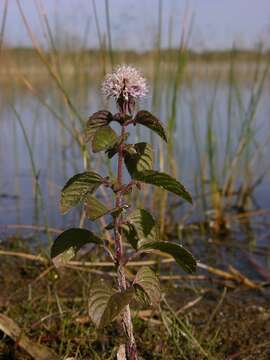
[0,73,269,235]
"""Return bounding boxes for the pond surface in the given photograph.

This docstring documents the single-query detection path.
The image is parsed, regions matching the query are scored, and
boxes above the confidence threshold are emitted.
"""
[0,64,269,274]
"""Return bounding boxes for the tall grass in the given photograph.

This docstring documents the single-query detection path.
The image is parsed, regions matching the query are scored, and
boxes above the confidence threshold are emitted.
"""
[11,105,52,243]
[1,1,269,233]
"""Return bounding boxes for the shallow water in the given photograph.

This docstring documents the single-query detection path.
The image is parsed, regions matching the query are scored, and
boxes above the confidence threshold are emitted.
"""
[0,65,269,272]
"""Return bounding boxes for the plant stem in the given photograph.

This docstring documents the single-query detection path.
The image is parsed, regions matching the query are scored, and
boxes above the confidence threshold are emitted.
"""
[114,124,138,360]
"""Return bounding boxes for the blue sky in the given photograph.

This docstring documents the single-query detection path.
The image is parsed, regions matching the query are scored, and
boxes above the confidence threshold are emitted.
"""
[4,0,270,49]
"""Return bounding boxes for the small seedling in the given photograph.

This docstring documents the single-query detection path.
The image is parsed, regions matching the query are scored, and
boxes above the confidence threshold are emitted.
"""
[51,65,196,359]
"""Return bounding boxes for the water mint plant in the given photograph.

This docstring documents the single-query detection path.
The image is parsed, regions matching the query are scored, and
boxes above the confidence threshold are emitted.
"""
[50,65,196,359]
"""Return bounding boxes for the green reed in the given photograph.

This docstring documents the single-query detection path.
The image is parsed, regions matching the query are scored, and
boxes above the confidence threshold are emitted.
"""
[2,1,269,234]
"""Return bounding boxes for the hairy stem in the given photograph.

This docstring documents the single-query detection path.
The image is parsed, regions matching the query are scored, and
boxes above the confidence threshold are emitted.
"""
[114,124,138,359]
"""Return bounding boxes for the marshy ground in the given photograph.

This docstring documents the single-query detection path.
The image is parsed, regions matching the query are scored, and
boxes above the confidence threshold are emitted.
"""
[1,32,270,360]
[1,233,270,360]
[1,0,270,357]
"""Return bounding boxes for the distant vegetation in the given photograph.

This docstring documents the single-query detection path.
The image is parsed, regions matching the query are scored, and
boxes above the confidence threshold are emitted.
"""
[2,46,270,67]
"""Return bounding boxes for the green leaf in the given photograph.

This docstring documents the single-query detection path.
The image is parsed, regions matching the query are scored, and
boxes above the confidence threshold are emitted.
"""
[122,209,158,249]
[92,125,118,153]
[134,110,167,142]
[88,280,115,328]
[124,142,153,177]
[51,228,102,267]
[106,133,130,159]
[86,196,128,222]
[134,170,192,204]
[140,242,196,274]
[100,287,134,328]
[60,172,103,214]
[130,209,158,247]
[133,267,161,306]
[85,194,109,221]
[121,223,139,250]
[134,286,151,307]
[85,110,113,142]
[88,281,134,329]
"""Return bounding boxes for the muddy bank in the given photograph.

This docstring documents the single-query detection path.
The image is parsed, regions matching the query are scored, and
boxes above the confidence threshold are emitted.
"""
[0,239,270,359]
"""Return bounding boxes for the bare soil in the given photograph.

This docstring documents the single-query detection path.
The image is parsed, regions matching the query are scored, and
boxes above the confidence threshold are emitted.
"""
[0,238,270,360]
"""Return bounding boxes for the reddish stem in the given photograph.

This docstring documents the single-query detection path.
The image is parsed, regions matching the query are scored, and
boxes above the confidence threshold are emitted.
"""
[114,118,138,359]
[114,125,125,262]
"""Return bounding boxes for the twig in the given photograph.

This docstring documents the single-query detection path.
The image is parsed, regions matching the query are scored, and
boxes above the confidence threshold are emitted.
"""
[176,296,203,315]
[0,250,48,263]
[0,249,261,288]
[0,314,60,360]
[228,265,259,289]
[200,287,227,340]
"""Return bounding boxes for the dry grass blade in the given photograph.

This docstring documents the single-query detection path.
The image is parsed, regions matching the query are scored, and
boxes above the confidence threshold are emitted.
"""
[176,296,203,315]
[0,249,262,288]
[198,262,260,288]
[228,265,259,289]
[0,250,48,263]
[0,314,60,360]
[16,0,84,125]
[200,288,227,341]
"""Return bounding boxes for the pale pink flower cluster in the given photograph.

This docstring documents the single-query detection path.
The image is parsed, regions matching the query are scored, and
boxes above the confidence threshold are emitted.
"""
[102,65,148,102]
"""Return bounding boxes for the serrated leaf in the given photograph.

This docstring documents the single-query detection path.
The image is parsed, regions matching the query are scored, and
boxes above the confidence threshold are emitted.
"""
[85,110,113,142]
[86,196,128,222]
[85,194,109,221]
[129,209,158,247]
[134,286,151,307]
[124,142,153,177]
[51,228,102,267]
[60,172,103,214]
[140,242,196,274]
[92,126,118,153]
[134,170,192,204]
[134,110,167,142]
[121,223,138,249]
[122,209,158,249]
[88,280,115,328]
[88,281,134,329]
[106,133,130,159]
[133,267,160,305]
[100,287,134,328]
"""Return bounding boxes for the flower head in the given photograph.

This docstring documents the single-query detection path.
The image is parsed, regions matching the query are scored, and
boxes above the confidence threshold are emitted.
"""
[102,65,148,104]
